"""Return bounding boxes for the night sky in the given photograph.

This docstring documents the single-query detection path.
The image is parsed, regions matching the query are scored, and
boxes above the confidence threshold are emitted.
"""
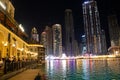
[12,0,120,48]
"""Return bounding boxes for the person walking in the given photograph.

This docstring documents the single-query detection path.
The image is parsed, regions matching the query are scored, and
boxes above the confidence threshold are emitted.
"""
[34,73,41,80]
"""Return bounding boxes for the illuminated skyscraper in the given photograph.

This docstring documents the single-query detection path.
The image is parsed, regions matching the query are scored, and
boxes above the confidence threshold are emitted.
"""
[44,26,53,56]
[82,0,103,54]
[41,26,53,56]
[41,31,47,55]
[31,27,39,43]
[81,35,87,54]
[52,24,62,57]
[65,9,75,56]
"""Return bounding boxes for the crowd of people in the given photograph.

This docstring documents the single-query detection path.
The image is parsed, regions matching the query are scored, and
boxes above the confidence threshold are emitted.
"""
[0,56,38,74]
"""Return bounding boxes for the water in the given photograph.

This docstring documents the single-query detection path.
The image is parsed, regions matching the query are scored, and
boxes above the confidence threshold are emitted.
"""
[44,58,120,80]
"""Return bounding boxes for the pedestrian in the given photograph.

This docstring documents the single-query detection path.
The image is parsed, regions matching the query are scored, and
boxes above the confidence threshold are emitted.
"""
[34,73,41,80]
[42,74,47,80]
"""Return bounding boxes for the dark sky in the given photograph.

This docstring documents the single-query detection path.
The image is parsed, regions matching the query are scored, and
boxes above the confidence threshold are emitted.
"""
[12,0,120,47]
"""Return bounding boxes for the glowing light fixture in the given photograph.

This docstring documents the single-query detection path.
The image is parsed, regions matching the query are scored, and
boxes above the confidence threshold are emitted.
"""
[46,55,55,60]
[55,24,61,27]
[115,51,119,55]
[4,42,8,46]
[82,35,85,37]
[12,44,16,47]
[0,1,6,10]
[61,53,67,59]
[19,24,24,32]
[84,1,89,4]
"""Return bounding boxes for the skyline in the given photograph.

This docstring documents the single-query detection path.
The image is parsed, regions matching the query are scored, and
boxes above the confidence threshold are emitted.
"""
[0,1,120,80]
[12,0,120,48]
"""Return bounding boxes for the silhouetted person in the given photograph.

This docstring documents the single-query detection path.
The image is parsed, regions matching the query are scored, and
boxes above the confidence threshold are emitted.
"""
[42,74,46,80]
[34,73,41,80]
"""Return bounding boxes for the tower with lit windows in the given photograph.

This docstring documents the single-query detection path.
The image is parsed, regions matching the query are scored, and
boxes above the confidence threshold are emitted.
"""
[52,24,62,57]
[41,26,53,56]
[44,26,53,56]
[81,35,87,54]
[82,0,103,54]
[41,31,47,55]
[65,9,75,56]
[31,27,39,43]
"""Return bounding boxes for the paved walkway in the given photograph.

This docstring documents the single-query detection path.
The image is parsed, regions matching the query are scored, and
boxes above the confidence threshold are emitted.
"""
[8,69,45,80]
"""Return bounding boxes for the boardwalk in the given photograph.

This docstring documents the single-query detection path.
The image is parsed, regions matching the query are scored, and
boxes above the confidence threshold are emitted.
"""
[8,64,46,80]
[8,69,41,80]
[8,69,40,80]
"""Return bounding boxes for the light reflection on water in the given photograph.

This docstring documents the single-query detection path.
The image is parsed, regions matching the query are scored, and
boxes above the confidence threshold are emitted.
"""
[45,58,120,80]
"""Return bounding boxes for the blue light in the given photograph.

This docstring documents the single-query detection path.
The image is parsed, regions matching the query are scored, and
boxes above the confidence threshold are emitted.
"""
[82,35,85,38]
[84,1,90,4]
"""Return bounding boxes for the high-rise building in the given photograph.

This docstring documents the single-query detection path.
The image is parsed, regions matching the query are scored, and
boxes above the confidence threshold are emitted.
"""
[52,24,62,57]
[65,9,75,56]
[74,40,80,56]
[44,26,53,56]
[108,15,120,46]
[82,0,103,55]
[108,15,120,55]
[31,27,39,43]
[41,31,47,55]
[81,35,87,54]
[101,30,107,54]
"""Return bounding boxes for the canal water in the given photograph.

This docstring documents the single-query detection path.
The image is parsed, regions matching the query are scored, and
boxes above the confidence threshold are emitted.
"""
[45,58,120,80]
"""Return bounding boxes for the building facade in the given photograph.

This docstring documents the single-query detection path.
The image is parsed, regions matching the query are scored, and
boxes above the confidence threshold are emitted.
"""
[108,15,120,46]
[108,15,120,55]
[0,0,15,18]
[101,30,107,54]
[52,24,62,57]
[81,35,87,55]
[65,9,75,56]
[0,0,45,61]
[41,26,53,56]
[44,26,53,56]
[82,0,105,55]
[41,31,47,55]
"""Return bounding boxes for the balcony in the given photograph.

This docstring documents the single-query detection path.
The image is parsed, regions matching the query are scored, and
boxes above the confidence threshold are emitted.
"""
[0,7,28,42]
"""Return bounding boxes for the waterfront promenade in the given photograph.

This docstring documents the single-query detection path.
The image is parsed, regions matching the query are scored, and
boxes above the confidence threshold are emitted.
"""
[9,63,46,80]
[0,64,46,80]
[8,69,42,80]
